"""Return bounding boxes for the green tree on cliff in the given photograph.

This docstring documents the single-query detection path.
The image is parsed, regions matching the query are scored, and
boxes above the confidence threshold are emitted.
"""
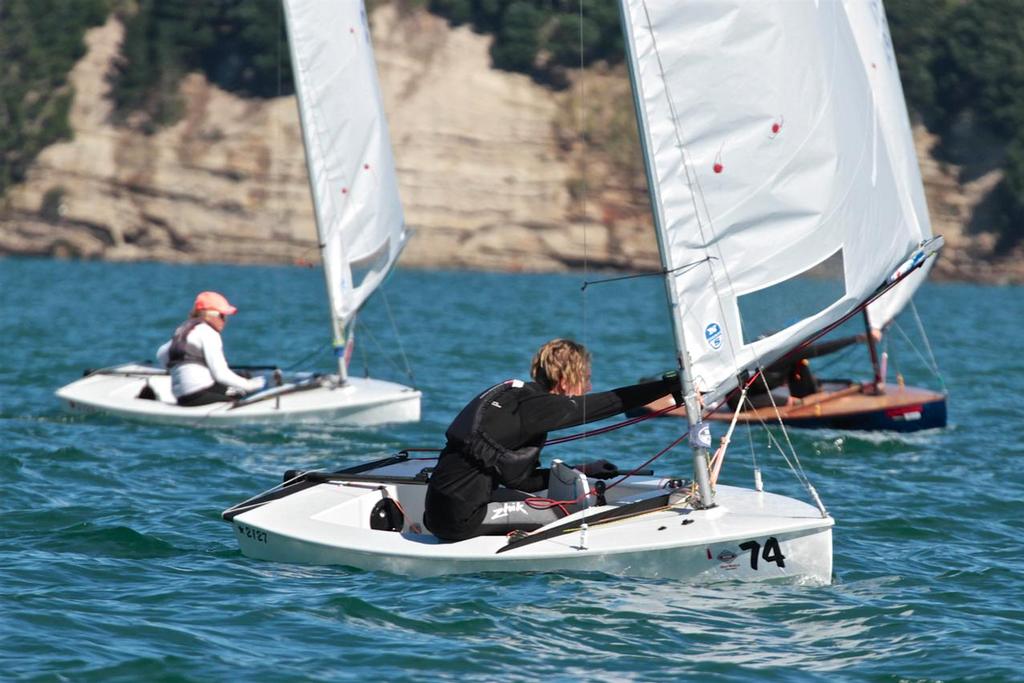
[110,0,291,131]
[0,0,107,195]
[927,0,1024,245]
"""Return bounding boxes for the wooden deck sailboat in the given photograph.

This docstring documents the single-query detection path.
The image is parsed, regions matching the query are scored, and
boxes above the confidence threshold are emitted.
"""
[642,377,947,433]
[634,0,947,432]
[55,0,421,427]
[222,0,941,581]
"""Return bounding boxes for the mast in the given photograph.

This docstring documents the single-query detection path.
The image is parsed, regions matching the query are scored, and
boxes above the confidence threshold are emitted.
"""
[617,0,713,508]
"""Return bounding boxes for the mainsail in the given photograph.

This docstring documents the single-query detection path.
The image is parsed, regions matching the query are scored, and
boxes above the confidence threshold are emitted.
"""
[283,0,408,374]
[843,0,935,330]
[619,0,930,405]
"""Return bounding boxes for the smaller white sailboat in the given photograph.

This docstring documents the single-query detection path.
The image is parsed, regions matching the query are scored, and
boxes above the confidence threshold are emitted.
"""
[56,0,420,427]
[223,0,940,582]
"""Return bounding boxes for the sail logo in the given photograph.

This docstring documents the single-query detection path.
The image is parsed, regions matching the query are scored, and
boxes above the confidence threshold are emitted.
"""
[705,323,723,350]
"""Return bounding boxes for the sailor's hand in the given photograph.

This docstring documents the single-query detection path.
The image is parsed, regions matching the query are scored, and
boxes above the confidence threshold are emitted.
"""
[247,376,267,393]
[575,459,619,479]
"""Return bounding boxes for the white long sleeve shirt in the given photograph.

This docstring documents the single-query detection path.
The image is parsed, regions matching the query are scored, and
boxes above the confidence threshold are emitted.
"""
[156,323,263,398]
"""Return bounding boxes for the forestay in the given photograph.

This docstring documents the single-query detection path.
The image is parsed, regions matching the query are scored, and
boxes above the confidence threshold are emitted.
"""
[283,0,407,336]
[620,0,929,404]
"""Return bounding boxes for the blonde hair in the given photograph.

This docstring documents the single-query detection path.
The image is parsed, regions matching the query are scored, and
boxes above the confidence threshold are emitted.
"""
[531,338,591,393]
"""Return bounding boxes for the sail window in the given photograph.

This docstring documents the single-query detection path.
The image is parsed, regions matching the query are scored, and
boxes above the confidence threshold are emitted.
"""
[736,249,846,345]
[350,237,392,293]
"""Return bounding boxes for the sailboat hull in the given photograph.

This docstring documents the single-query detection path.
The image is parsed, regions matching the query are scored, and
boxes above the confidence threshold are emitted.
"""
[747,387,947,432]
[224,457,834,583]
[636,383,947,432]
[55,363,421,427]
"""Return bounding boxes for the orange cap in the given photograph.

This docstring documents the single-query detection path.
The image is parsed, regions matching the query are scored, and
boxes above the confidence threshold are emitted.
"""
[192,291,238,315]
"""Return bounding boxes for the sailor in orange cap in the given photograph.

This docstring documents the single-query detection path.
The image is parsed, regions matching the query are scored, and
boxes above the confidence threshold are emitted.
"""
[155,291,266,406]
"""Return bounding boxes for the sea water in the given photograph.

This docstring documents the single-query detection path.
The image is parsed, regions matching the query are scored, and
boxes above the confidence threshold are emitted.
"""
[1,257,1021,681]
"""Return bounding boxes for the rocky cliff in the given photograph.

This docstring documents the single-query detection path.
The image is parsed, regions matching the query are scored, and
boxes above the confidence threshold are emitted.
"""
[1,6,1020,283]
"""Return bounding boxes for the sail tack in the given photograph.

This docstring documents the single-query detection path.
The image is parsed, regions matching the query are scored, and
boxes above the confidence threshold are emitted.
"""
[620,0,931,401]
[283,0,407,330]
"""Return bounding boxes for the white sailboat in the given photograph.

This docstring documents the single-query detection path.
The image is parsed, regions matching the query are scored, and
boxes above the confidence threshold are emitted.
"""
[221,0,939,581]
[56,0,421,427]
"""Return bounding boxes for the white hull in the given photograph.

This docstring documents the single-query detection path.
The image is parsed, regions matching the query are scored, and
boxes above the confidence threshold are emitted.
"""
[225,457,834,583]
[56,364,421,427]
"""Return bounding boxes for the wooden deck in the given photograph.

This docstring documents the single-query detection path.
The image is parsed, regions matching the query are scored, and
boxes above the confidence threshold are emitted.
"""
[640,382,947,431]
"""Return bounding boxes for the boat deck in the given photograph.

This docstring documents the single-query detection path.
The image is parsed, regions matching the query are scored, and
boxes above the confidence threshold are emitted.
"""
[640,382,947,431]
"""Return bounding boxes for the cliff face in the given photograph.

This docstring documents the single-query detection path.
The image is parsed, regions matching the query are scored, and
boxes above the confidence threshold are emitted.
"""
[0,7,1020,283]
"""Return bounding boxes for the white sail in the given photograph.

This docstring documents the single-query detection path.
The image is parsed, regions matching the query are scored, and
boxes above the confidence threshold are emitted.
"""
[843,0,934,330]
[283,0,407,339]
[620,0,929,403]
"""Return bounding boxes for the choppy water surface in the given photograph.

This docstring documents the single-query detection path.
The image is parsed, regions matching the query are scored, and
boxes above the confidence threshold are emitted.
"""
[1,258,1021,681]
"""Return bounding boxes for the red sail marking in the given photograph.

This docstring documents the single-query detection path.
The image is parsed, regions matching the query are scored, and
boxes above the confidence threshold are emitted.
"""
[713,147,724,174]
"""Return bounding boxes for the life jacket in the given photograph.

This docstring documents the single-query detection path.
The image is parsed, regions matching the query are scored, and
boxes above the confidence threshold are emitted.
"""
[444,379,543,486]
[167,318,211,369]
[787,358,821,398]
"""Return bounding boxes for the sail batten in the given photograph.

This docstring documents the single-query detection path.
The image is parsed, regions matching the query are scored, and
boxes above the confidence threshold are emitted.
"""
[283,0,407,343]
[620,0,931,404]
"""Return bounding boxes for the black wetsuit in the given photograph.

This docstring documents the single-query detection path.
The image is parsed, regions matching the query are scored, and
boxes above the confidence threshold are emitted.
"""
[423,377,678,542]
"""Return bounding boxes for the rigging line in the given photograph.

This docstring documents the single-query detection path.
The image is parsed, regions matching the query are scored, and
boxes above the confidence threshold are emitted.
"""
[277,0,283,98]
[750,413,810,496]
[579,258,713,290]
[745,408,760,488]
[380,289,416,385]
[908,299,944,384]
[757,418,806,489]
[889,347,904,385]
[752,374,821,508]
[355,318,410,378]
[543,399,681,446]
[356,320,371,377]
[604,431,690,492]
[578,0,590,462]
[284,340,330,371]
[890,320,942,388]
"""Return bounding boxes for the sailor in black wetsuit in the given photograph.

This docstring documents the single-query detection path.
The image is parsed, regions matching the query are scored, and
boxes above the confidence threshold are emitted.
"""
[424,338,681,542]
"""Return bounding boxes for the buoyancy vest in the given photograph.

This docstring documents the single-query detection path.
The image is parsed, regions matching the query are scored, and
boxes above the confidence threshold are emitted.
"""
[444,379,543,487]
[167,318,211,369]
[787,358,821,398]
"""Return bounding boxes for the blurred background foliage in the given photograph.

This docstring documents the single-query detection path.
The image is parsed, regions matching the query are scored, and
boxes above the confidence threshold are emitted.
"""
[1,0,108,195]
[2,0,1023,245]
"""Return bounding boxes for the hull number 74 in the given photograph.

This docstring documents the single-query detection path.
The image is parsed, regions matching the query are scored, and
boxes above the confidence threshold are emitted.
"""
[738,537,786,570]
